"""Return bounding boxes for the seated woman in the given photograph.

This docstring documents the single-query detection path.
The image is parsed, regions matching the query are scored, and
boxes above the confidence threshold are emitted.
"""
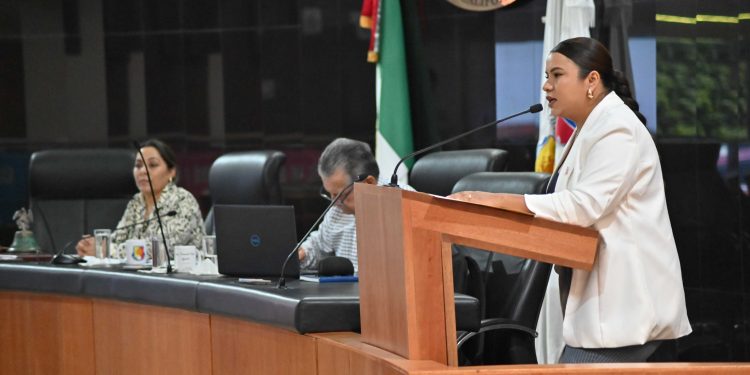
[76,139,204,256]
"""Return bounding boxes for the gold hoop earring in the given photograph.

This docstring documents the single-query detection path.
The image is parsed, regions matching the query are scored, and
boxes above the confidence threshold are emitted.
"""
[587,88,594,99]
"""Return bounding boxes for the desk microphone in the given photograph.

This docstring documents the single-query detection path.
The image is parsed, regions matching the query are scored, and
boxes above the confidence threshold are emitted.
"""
[389,104,543,187]
[276,174,366,288]
[34,204,57,256]
[33,204,85,264]
[132,141,173,273]
[47,211,177,265]
[51,239,82,264]
[318,256,354,276]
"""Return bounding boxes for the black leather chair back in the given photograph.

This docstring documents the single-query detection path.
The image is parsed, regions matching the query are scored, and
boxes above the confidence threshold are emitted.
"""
[28,149,137,254]
[452,171,550,196]
[204,151,286,234]
[409,149,508,196]
[451,171,551,365]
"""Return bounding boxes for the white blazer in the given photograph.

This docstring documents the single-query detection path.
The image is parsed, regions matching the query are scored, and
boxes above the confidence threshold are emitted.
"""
[525,92,692,348]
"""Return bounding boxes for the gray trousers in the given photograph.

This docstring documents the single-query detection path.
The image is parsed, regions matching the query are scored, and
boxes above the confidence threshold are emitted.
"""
[559,340,662,363]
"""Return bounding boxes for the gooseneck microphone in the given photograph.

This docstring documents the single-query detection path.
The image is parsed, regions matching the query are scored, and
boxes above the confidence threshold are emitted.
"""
[389,104,543,186]
[49,211,179,265]
[34,204,85,264]
[112,210,177,234]
[51,239,83,264]
[132,141,173,273]
[48,210,178,265]
[276,174,366,288]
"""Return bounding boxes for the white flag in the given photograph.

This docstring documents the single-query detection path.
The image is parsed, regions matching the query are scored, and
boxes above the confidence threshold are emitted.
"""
[535,0,595,364]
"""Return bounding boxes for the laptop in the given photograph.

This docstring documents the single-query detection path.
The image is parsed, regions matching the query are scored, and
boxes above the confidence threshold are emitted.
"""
[214,204,299,277]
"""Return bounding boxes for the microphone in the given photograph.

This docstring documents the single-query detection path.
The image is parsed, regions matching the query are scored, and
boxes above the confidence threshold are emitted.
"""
[34,204,58,256]
[318,256,354,276]
[51,239,83,265]
[48,211,177,265]
[276,174,367,288]
[389,104,543,186]
[132,141,173,273]
[112,210,177,233]
[34,204,85,264]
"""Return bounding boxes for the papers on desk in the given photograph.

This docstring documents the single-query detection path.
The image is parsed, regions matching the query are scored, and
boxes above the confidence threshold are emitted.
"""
[299,274,358,283]
[189,259,220,276]
[78,256,124,267]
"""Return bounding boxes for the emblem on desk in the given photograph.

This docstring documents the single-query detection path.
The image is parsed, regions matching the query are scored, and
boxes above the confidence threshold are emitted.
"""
[249,234,261,248]
[124,239,148,264]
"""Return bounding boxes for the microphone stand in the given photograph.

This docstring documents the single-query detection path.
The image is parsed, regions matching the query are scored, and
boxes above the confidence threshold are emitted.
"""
[33,204,82,264]
[48,211,177,265]
[50,239,83,264]
[111,210,177,234]
[276,175,365,288]
[133,141,173,273]
[389,104,543,186]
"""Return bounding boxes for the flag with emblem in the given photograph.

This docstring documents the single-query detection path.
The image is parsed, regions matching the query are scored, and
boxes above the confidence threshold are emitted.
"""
[534,0,596,366]
[361,0,414,183]
[535,0,596,173]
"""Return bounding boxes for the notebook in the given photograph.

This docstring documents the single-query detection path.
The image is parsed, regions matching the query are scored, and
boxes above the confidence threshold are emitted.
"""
[214,204,299,277]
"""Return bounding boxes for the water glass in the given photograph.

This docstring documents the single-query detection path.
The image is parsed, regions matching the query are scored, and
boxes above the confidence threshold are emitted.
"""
[151,237,168,268]
[203,235,217,260]
[93,229,111,259]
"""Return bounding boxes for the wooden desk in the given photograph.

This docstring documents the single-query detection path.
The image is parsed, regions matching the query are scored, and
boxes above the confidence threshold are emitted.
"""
[2,264,749,374]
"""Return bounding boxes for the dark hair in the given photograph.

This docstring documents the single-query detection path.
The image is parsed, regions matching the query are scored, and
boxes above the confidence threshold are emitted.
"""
[551,37,646,125]
[138,139,179,181]
[318,138,379,181]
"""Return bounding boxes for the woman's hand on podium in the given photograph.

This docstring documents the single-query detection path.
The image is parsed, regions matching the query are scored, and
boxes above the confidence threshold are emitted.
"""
[447,191,533,215]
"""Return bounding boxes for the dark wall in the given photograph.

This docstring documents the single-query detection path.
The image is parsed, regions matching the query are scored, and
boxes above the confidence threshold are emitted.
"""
[0,1,496,249]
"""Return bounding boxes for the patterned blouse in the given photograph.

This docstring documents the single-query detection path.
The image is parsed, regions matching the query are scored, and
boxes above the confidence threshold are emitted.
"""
[111,183,205,256]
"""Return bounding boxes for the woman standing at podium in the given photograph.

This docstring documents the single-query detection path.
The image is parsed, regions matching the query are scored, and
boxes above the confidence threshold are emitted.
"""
[76,139,204,256]
[450,37,691,363]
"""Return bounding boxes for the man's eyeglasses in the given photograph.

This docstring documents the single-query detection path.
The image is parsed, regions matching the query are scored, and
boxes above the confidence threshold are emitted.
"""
[319,185,352,203]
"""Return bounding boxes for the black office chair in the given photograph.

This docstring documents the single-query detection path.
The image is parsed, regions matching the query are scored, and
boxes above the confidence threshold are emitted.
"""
[28,149,137,254]
[204,151,286,234]
[451,171,551,365]
[408,149,508,196]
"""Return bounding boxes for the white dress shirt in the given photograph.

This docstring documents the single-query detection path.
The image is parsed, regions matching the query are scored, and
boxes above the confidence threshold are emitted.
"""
[301,180,412,273]
[300,204,358,273]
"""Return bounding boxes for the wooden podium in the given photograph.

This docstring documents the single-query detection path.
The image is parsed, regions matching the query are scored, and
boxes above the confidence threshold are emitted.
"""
[354,183,599,367]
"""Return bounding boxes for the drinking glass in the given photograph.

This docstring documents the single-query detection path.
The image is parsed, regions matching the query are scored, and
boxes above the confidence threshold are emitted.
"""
[203,235,217,261]
[93,229,111,260]
[151,237,168,268]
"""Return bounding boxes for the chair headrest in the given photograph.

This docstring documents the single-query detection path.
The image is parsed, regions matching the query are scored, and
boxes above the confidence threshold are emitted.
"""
[208,150,286,205]
[409,149,508,196]
[29,149,137,199]
[452,172,551,195]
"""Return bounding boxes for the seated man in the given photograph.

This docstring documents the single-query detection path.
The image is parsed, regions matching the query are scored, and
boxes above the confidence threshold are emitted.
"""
[299,137,409,273]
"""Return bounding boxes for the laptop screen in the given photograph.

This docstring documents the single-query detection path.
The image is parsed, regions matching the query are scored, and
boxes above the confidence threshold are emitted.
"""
[214,204,299,277]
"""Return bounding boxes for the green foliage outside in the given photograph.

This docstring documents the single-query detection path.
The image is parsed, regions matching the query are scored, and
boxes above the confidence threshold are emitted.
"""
[657,36,748,140]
